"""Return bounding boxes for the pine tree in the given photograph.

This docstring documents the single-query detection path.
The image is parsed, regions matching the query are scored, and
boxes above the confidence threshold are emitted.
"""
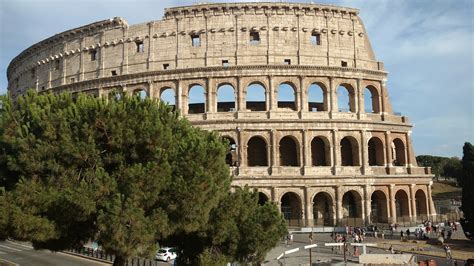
[461,142,474,237]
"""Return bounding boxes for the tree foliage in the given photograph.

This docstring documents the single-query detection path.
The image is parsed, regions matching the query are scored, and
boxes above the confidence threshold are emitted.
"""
[0,91,286,265]
[416,155,462,182]
[461,142,474,235]
[0,91,231,264]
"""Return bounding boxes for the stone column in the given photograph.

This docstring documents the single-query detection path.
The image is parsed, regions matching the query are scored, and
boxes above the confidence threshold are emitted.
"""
[329,77,337,117]
[385,131,393,167]
[177,80,185,115]
[364,185,371,225]
[336,186,343,225]
[361,130,368,174]
[206,78,215,113]
[300,76,307,112]
[147,21,155,70]
[268,75,275,111]
[357,78,363,119]
[410,184,417,222]
[237,77,245,111]
[237,127,244,168]
[121,27,129,75]
[295,76,302,112]
[80,37,85,81]
[427,183,436,217]
[305,187,312,227]
[270,129,278,171]
[302,129,311,173]
[61,42,67,84]
[148,81,154,99]
[332,129,339,175]
[406,132,413,167]
[389,184,396,223]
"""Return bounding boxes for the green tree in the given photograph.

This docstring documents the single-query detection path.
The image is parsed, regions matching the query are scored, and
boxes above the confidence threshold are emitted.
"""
[0,91,231,265]
[170,187,287,265]
[443,157,462,183]
[461,142,474,235]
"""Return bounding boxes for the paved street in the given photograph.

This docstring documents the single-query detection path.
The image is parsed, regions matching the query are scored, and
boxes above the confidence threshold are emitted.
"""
[0,240,107,266]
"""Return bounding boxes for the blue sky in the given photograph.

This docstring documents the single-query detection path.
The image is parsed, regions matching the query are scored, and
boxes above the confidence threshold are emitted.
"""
[1,0,472,158]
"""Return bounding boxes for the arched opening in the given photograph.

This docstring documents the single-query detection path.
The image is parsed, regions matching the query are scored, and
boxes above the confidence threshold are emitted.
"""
[392,138,406,166]
[364,86,380,113]
[108,90,123,101]
[246,83,266,111]
[223,137,237,166]
[217,84,236,112]
[313,192,334,226]
[308,83,326,112]
[134,89,148,100]
[415,190,428,217]
[395,190,410,220]
[337,84,356,112]
[247,136,268,166]
[311,137,329,166]
[188,84,206,114]
[342,191,362,219]
[160,87,176,110]
[340,137,359,166]
[279,136,299,166]
[277,83,296,111]
[368,137,385,166]
[281,192,302,226]
[258,192,269,206]
[371,191,388,223]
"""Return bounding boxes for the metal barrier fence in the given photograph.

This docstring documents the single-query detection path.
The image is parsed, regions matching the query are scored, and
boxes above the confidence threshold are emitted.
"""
[66,247,162,266]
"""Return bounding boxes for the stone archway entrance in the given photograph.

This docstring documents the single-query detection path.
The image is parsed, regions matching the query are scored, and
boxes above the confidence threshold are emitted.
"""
[342,190,363,226]
[258,192,269,206]
[281,192,303,226]
[415,190,428,221]
[395,190,410,222]
[313,192,334,226]
[371,191,388,223]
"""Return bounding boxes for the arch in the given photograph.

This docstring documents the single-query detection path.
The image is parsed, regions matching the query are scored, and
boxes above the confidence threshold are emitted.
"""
[313,192,334,226]
[415,189,428,216]
[247,136,268,166]
[222,136,237,166]
[342,190,362,218]
[281,192,302,225]
[395,190,410,219]
[246,82,266,111]
[160,87,176,109]
[217,84,236,112]
[370,190,388,223]
[337,84,356,112]
[364,86,380,113]
[279,136,299,166]
[368,137,385,166]
[258,192,269,205]
[340,136,360,166]
[311,136,330,166]
[277,83,296,111]
[108,90,123,101]
[133,88,148,100]
[392,138,406,166]
[308,83,327,112]
[188,84,206,114]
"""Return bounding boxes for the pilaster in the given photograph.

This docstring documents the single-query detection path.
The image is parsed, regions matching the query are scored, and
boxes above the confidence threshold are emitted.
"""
[389,184,396,223]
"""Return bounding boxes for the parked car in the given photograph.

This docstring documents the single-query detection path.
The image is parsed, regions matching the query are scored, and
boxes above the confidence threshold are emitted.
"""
[155,247,177,262]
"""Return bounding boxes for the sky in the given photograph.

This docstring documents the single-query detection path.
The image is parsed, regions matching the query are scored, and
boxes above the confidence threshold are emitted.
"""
[0,0,472,158]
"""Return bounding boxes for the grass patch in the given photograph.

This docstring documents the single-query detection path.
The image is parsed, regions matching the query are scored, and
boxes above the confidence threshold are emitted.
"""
[432,181,461,199]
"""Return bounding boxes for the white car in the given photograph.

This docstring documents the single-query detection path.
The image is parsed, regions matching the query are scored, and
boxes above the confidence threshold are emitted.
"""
[155,247,177,262]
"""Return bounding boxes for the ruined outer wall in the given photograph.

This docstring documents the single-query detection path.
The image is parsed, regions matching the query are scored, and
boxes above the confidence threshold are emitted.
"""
[8,2,380,97]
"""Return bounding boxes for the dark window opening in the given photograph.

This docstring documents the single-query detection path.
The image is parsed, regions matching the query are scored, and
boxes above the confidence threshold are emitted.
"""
[341,61,348,67]
[222,60,229,67]
[191,34,201,47]
[311,32,321,45]
[31,68,36,78]
[279,136,299,166]
[54,59,60,70]
[247,137,268,167]
[90,50,97,61]
[250,31,260,44]
[163,64,170,70]
[136,41,144,53]
[284,59,291,65]
[41,86,45,91]
[111,70,117,76]
[70,78,75,83]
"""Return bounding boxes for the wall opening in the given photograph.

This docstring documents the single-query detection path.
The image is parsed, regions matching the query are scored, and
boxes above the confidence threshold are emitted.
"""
[415,190,428,216]
[311,137,329,166]
[223,137,238,166]
[313,192,334,226]
[392,138,406,166]
[90,50,97,61]
[160,87,176,110]
[135,40,144,53]
[279,136,299,166]
[364,86,380,113]
[311,32,321,45]
[188,84,205,114]
[368,137,385,166]
[337,84,355,112]
[217,84,235,112]
[258,192,269,206]
[371,191,388,223]
[342,191,362,218]
[284,59,291,65]
[395,190,410,219]
[308,83,326,112]
[246,83,266,111]
[341,136,359,166]
[134,89,147,100]
[247,136,268,166]
[191,34,201,47]
[281,192,302,226]
[277,83,296,110]
[249,31,260,44]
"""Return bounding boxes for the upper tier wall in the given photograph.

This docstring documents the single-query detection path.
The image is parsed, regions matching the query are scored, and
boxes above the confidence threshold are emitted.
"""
[7,2,381,98]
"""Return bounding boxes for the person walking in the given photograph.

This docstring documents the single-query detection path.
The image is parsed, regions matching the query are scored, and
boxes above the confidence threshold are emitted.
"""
[400,230,404,241]
[444,244,452,260]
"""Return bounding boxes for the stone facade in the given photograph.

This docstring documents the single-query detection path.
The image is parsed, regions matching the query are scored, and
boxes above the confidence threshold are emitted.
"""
[7,2,435,227]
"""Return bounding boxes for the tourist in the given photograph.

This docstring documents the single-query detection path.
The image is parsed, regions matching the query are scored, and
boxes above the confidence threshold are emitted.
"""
[400,230,404,241]
[443,244,452,260]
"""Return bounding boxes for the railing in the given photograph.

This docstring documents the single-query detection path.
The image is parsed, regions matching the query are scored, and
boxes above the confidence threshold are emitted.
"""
[66,246,162,266]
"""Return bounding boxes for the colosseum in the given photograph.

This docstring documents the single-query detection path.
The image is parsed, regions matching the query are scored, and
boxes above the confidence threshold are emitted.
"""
[7,2,435,227]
